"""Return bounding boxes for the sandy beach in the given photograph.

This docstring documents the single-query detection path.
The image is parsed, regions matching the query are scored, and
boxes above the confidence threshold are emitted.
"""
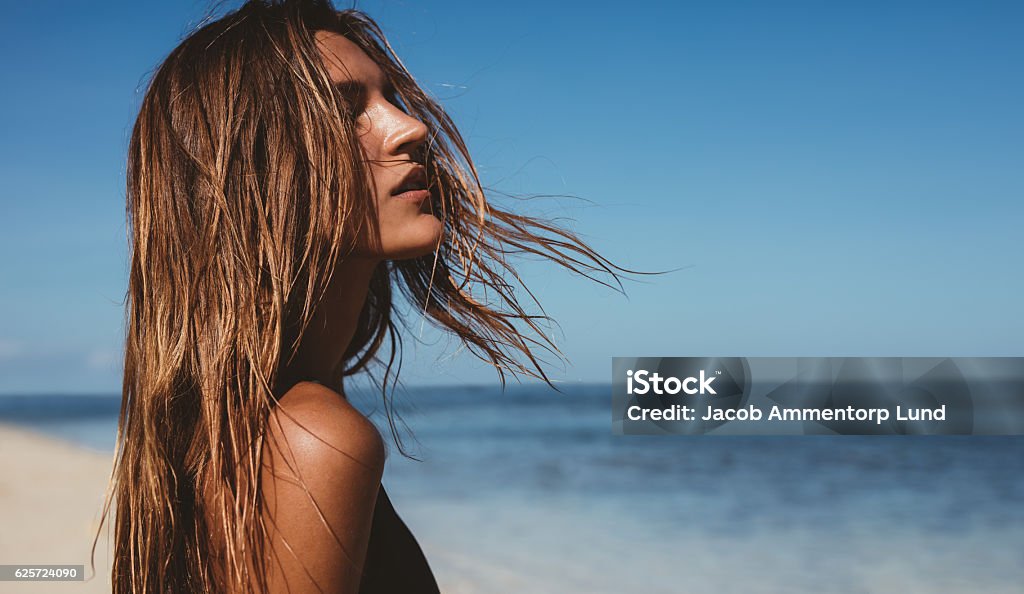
[0,423,115,593]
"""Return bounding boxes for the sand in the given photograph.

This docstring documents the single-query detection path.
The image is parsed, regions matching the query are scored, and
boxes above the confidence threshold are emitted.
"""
[0,423,483,594]
[0,423,115,593]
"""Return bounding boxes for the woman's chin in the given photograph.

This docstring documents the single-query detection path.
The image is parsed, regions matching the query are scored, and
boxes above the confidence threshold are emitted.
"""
[384,218,444,260]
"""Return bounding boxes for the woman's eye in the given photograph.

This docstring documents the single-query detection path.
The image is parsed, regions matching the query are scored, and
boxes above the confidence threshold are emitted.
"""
[334,83,368,121]
[349,96,368,120]
[383,85,406,112]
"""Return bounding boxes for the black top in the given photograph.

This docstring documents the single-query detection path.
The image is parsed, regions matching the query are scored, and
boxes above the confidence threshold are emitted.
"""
[359,485,440,593]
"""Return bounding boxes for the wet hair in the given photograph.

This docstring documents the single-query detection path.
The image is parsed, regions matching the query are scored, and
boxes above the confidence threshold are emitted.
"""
[92,0,639,592]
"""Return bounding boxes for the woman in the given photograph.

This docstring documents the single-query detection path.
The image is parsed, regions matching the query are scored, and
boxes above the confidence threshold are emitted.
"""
[91,0,632,592]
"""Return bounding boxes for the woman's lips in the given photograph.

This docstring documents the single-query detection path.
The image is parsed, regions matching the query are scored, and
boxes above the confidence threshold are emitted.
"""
[393,189,430,202]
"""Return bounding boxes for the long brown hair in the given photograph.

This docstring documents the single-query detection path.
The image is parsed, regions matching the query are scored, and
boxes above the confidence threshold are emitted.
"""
[92,0,641,592]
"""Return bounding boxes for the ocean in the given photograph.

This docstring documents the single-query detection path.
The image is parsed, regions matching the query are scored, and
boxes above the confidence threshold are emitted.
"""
[2,383,1022,593]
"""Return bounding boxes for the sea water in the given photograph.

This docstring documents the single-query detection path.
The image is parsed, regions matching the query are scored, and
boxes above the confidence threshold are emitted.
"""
[2,385,1022,593]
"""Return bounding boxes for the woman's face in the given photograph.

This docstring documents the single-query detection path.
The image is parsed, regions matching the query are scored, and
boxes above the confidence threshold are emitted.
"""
[315,30,443,260]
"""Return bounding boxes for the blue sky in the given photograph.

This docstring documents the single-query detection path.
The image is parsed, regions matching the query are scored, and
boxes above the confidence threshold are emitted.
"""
[1,0,1021,393]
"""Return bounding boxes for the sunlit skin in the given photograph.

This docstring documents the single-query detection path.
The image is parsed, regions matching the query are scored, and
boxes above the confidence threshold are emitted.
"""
[261,32,444,593]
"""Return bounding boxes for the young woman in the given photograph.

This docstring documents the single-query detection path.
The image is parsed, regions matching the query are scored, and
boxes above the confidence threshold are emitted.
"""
[92,1,632,592]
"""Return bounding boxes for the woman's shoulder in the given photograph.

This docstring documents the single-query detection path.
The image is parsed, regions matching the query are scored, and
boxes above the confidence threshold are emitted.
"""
[258,381,386,592]
[267,380,386,476]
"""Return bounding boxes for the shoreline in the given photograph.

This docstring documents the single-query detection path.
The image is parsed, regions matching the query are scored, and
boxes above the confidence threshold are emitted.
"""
[0,422,115,593]
[3,417,1021,593]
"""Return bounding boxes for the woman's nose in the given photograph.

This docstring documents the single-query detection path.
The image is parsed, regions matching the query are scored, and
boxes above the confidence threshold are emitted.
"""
[384,108,429,159]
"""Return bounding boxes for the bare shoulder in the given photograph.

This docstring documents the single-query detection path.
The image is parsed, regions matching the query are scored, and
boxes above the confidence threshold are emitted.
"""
[258,381,386,593]
[266,380,386,476]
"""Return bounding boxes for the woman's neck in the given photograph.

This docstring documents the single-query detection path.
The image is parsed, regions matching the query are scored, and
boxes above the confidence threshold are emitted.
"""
[279,257,380,394]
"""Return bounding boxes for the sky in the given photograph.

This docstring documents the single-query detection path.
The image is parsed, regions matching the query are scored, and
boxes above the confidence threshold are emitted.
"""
[1,0,1021,394]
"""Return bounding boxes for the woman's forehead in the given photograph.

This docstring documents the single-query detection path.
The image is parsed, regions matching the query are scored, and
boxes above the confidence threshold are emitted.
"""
[314,30,386,88]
